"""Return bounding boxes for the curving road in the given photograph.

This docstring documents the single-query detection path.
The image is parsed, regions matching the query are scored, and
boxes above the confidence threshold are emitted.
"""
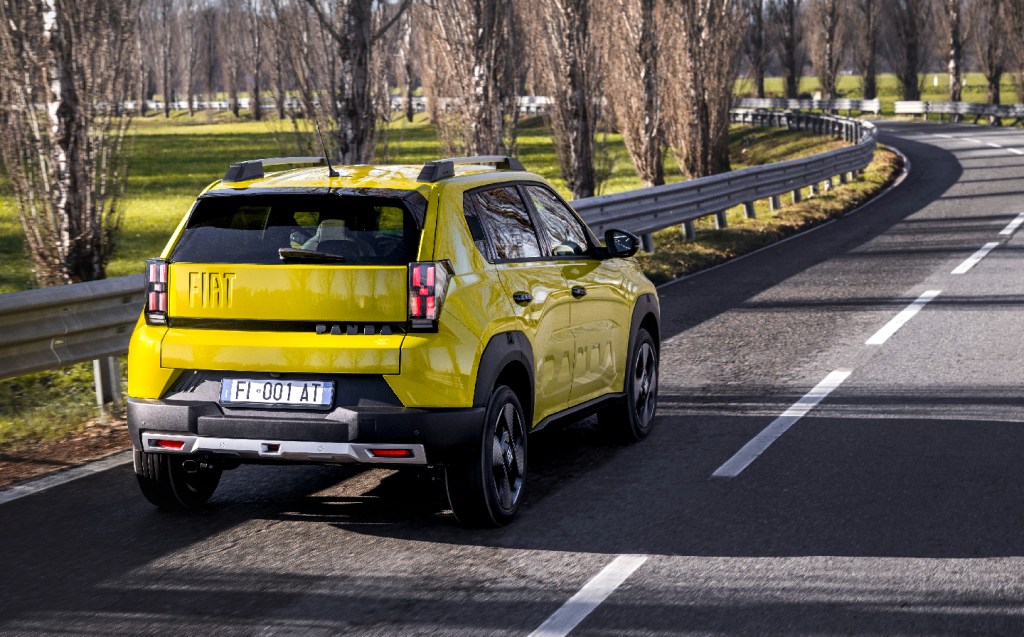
[3,121,1024,635]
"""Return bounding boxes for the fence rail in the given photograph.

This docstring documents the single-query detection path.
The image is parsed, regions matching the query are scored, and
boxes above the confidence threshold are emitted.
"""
[894,101,1024,125]
[735,97,882,115]
[0,111,876,400]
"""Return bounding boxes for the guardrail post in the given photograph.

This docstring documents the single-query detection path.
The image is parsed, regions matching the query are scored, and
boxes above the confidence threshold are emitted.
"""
[641,233,654,253]
[839,172,849,184]
[93,356,122,418]
[714,211,728,229]
[792,188,802,204]
[682,221,696,241]
[810,182,820,197]
[743,202,756,219]
[769,195,782,211]
[823,176,833,192]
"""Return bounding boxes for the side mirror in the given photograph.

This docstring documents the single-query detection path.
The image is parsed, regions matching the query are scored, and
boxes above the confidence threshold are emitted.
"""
[604,228,640,258]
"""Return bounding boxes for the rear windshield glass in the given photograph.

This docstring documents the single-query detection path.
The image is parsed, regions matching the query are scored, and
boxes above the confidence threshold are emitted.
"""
[170,194,420,265]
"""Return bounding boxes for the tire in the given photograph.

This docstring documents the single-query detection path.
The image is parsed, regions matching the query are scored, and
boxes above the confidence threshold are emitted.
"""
[598,328,659,443]
[133,450,222,512]
[445,384,528,527]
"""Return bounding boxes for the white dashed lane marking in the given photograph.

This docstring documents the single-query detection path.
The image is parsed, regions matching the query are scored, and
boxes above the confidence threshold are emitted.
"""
[952,242,1000,275]
[528,555,648,637]
[711,370,852,479]
[1000,213,1024,236]
[865,290,942,346]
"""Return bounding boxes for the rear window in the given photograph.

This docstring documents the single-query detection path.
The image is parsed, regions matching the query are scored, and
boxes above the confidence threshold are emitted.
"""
[170,194,420,265]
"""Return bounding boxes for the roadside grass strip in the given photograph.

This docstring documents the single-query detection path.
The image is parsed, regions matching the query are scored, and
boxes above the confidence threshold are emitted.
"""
[951,242,1000,275]
[865,290,942,345]
[528,555,648,637]
[999,213,1024,236]
[711,370,852,479]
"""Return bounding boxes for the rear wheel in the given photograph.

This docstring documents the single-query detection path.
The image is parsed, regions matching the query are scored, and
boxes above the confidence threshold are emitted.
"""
[445,384,527,527]
[133,450,222,511]
[598,328,659,442]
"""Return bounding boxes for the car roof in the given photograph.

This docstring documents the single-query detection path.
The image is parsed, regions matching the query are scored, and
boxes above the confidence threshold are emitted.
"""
[205,157,541,195]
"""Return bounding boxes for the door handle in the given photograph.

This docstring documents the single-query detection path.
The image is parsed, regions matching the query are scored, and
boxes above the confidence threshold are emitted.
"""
[513,292,533,304]
[571,286,587,298]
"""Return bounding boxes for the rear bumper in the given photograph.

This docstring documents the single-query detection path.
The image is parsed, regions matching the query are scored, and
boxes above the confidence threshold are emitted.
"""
[127,397,484,466]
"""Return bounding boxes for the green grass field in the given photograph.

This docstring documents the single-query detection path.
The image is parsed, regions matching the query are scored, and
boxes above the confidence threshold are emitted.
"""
[0,109,897,449]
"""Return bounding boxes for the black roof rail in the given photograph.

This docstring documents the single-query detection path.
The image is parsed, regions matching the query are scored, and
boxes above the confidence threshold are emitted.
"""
[417,155,526,182]
[222,156,326,183]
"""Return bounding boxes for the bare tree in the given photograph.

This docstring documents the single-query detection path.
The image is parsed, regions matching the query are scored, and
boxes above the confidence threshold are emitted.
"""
[222,0,245,117]
[299,0,411,162]
[1007,0,1024,98]
[743,0,769,98]
[881,0,932,100]
[968,0,1007,105]
[529,0,603,199]
[768,0,804,99]
[0,0,141,285]
[664,0,747,177]
[182,0,201,115]
[852,0,879,99]
[808,0,846,100]
[604,0,664,188]
[156,0,175,117]
[420,0,525,156]
[939,0,964,101]
[242,0,265,120]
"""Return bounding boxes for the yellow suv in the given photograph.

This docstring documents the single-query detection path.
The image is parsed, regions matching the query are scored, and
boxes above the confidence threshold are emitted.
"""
[127,155,660,525]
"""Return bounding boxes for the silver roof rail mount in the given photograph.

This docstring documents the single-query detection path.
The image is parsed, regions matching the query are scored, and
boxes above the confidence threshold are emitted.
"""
[417,156,526,182]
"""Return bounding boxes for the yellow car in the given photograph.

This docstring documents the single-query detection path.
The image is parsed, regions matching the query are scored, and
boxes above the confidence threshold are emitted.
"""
[128,155,660,525]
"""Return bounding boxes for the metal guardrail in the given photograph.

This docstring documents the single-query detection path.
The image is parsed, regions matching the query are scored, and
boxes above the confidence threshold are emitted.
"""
[894,101,1024,125]
[0,275,143,382]
[575,110,876,241]
[0,111,874,396]
[736,97,882,115]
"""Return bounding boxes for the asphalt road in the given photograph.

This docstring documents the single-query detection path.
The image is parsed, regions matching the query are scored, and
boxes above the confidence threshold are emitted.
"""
[3,121,1024,635]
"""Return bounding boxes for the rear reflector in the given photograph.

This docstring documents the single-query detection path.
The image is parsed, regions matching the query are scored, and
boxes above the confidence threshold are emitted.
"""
[152,439,185,450]
[368,448,414,458]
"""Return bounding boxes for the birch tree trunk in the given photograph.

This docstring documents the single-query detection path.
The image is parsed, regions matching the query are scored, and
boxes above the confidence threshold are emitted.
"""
[0,0,140,285]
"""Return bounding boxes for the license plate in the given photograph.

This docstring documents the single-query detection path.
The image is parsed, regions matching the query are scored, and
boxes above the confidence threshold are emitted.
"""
[220,378,334,409]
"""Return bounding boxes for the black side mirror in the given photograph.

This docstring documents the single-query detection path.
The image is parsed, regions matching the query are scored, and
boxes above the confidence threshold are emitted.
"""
[604,228,640,258]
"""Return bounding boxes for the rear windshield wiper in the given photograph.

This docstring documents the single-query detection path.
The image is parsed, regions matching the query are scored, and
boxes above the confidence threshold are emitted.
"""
[278,248,347,263]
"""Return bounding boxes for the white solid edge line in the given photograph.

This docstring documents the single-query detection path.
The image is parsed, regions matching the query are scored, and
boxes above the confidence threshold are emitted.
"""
[528,555,648,637]
[711,370,852,479]
[865,290,942,345]
[999,212,1024,236]
[0,450,132,506]
[951,242,1000,275]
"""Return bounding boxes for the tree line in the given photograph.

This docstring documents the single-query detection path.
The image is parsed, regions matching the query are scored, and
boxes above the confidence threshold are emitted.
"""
[1,0,1022,286]
[747,0,1024,106]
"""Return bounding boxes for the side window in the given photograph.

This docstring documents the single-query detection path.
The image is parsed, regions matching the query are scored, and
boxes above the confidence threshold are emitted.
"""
[525,186,589,256]
[473,186,542,261]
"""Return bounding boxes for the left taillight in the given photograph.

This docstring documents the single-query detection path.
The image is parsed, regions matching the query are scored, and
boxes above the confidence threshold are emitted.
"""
[408,261,452,331]
[145,258,168,325]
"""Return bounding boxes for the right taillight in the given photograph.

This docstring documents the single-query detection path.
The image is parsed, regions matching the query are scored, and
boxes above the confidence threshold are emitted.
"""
[145,258,168,325]
[408,261,451,331]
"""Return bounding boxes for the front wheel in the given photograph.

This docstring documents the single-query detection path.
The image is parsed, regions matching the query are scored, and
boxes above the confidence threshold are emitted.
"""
[445,384,528,527]
[598,328,659,442]
[134,450,222,512]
